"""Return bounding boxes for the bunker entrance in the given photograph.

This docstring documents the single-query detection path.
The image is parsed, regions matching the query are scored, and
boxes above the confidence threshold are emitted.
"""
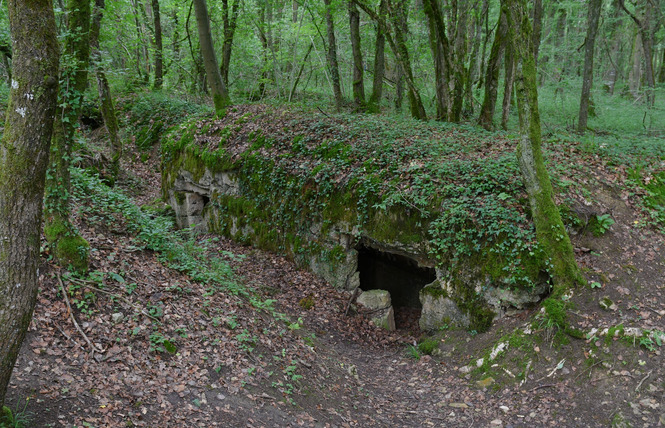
[357,245,436,329]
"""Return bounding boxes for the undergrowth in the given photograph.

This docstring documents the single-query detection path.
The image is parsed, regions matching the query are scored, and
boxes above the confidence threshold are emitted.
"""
[71,167,270,307]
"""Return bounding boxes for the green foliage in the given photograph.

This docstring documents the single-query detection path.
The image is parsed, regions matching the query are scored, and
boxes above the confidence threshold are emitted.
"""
[123,92,213,150]
[588,214,615,236]
[71,168,247,300]
[417,337,439,355]
[0,399,31,428]
[149,331,177,354]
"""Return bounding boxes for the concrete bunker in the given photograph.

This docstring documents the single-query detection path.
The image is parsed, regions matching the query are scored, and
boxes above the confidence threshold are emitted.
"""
[356,244,436,329]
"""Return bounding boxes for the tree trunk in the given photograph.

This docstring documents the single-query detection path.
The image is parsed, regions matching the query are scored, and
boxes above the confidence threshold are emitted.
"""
[220,0,240,88]
[130,0,150,83]
[349,0,365,110]
[323,0,343,110]
[423,0,453,121]
[152,0,163,89]
[288,42,314,101]
[367,0,387,113]
[504,0,584,294]
[620,0,656,106]
[44,0,91,273]
[0,0,59,408]
[659,46,665,83]
[389,0,427,120]
[478,9,507,130]
[193,0,231,116]
[531,0,543,66]
[603,0,624,95]
[90,0,121,182]
[577,0,602,134]
[627,29,643,100]
[501,40,515,130]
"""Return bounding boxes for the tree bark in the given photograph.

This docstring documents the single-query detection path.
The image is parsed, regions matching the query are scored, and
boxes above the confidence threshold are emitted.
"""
[478,9,507,130]
[619,0,656,106]
[152,0,164,89]
[220,0,240,87]
[531,0,543,66]
[501,40,515,130]
[0,0,59,408]
[323,0,343,110]
[44,0,91,273]
[349,0,366,110]
[577,0,602,134]
[367,0,387,113]
[423,0,452,121]
[503,0,584,294]
[193,0,232,116]
[91,0,122,182]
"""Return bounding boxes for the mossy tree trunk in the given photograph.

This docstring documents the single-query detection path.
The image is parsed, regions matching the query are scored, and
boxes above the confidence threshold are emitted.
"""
[386,0,427,120]
[193,0,232,116]
[367,0,387,113]
[0,0,59,407]
[500,40,515,130]
[577,0,602,134]
[220,0,240,88]
[44,0,92,273]
[91,0,122,182]
[503,0,585,294]
[478,8,507,130]
[323,0,343,111]
[423,0,452,121]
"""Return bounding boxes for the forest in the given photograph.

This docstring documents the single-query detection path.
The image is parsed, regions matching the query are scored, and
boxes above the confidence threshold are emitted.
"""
[0,0,664,426]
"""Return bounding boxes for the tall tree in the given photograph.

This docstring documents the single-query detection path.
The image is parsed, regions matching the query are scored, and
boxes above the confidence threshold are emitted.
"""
[323,0,343,110]
[152,0,164,89]
[90,0,122,181]
[620,0,657,106]
[44,0,92,273]
[387,0,427,120]
[503,0,585,294]
[0,0,59,408]
[423,0,452,121]
[478,8,508,130]
[367,0,387,113]
[193,0,232,116]
[349,0,366,110]
[220,0,240,88]
[577,0,603,133]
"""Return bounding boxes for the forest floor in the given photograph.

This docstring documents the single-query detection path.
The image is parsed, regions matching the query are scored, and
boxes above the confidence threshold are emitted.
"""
[5,106,665,428]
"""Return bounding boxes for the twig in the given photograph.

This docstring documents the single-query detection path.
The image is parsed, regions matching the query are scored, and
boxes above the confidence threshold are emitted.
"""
[57,273,105,355]
[589,372,634,384]
[317,106,331,118]
[54,323,86,352]
[635,370,652,392]
[573,359,605,381]
[529,383,556,392]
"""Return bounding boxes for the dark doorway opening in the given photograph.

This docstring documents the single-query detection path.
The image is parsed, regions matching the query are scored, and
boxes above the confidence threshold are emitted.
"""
[357,244,436,330]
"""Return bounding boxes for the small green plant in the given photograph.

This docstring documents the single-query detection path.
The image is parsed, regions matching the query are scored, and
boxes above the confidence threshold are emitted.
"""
[1,398,32,428]
[149,332,177,354]
[406,345,421,360]
[590,281,602,289]
[590,214,615,236]
[417,337,440,355]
